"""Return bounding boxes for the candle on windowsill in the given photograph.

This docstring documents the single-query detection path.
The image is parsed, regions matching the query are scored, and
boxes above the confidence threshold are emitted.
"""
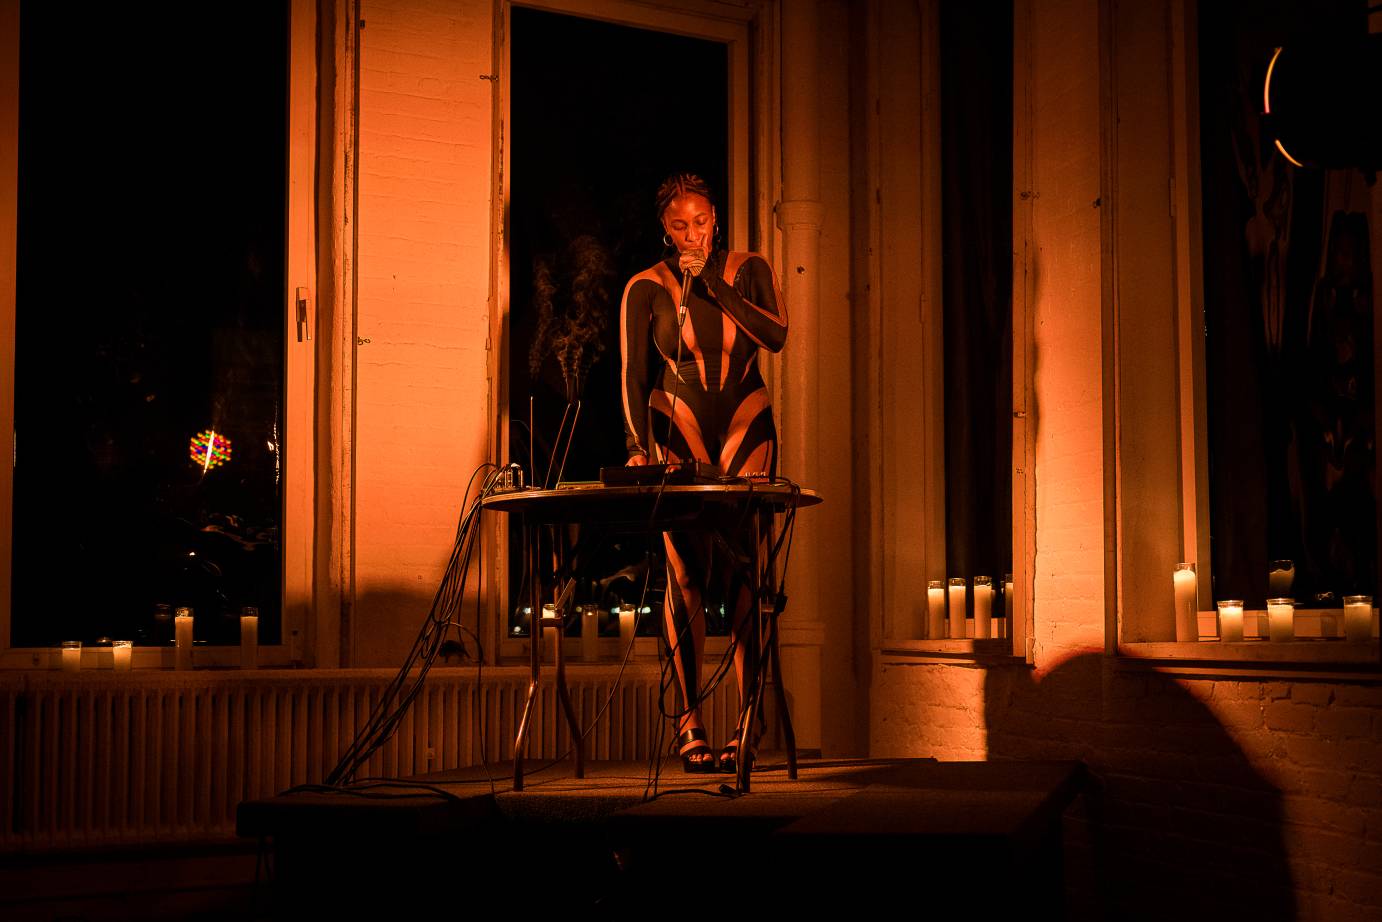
[1343,595,1373,643]
[240,607,259,670]
[1173,563,1198,642]
[1266,598,1295,643]
[973,576,993,639]
[948,578,967,640]
[543,603,558,664]
[618,604,636,652]
[581,605,599,662]
[112,640,133,671]
[61,641,82,672]
[175,607,194,670]
[1216,600,1244,643]
[927,580,945,640]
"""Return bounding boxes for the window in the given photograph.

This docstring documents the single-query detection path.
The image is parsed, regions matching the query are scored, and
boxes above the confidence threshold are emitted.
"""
[492,0,758,662]
[863,0,1027,662]
[0,0,317,666]
[1109,0,1380,672]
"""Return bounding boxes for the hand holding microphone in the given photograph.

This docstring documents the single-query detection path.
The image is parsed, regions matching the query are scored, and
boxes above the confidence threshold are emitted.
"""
[677,247,706,326]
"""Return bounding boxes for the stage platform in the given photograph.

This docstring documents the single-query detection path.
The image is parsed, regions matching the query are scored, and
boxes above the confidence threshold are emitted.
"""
[237,756,1088,914]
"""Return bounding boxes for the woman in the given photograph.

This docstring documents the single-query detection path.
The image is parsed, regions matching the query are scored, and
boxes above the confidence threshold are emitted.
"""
[619,173,788,773]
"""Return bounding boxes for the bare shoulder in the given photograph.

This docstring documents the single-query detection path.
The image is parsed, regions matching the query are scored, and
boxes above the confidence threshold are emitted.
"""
[622,262,678,302]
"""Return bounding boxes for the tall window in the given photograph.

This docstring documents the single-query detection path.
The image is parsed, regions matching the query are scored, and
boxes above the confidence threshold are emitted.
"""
[3,2,316,655]
[505,7,729,638]
[1200,0,1378,610]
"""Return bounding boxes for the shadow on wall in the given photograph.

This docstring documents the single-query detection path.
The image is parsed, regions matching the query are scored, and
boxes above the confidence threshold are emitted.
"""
[984,654,1294,920]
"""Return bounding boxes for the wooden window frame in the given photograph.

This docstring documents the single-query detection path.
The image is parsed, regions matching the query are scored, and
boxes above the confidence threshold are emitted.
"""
[0,0,319,669]
[1107,0,1382,678]
[867,0,1033,666]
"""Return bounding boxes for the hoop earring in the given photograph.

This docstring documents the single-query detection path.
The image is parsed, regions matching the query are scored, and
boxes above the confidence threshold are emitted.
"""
[662,233,673,248]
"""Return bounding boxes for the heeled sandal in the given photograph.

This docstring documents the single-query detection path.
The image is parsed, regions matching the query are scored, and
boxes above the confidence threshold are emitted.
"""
[677,727,718,774]
[717,730,757,775]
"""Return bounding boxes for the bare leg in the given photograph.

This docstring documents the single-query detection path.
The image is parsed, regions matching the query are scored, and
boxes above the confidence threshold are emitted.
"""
[664,530,713,769]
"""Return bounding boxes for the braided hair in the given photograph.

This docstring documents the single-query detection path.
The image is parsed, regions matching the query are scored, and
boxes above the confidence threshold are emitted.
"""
[655,172,716,219]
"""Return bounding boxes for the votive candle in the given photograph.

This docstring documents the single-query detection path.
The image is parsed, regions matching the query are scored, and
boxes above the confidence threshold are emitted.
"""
[240,609,259,670]
[1216,600,1244,643]
[581,605,599,662]
[543,603,558,664]
[175,608,194,670]
[1173,563,1198,642]
[1343,595,1373,643]
[973,576,993,639]
[61,640,82,672]
[926,580,946,640]
[1266,597,1295,643]
[112,640,133,671]
[619,604,636,651]
[948,578,967,640]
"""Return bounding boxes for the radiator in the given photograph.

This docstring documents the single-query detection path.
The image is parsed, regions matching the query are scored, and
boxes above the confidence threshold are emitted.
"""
[0,666,738,852]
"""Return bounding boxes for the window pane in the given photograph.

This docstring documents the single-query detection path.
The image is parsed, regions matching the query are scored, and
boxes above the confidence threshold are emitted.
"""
[506,8,728,637]
[11,5,288,646]
[1200,0,1377,609]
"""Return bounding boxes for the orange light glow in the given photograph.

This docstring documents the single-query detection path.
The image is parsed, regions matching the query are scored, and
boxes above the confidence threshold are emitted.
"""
[1263,46,1282,114]
[1274,138,1304,168]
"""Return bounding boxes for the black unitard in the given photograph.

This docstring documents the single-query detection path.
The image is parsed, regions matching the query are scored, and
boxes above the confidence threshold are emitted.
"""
[619,248,787,722]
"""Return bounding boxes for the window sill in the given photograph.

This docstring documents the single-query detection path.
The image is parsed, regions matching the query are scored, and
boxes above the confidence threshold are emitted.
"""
[880,638,1027,666]
[1116,640,1381,681]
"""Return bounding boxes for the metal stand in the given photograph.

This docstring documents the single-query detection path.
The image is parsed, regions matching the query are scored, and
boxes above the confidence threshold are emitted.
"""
[512,519,584,792]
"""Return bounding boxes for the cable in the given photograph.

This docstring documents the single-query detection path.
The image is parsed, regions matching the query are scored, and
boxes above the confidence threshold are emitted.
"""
[324,463,502,786]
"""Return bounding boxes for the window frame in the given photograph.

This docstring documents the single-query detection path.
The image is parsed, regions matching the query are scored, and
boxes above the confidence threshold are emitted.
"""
[1109,0,1382,674]
[0,0,319,669]
[866,0,1032,664]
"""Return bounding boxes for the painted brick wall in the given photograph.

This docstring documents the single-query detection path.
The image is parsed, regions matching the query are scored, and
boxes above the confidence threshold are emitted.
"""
[353,0,494,667]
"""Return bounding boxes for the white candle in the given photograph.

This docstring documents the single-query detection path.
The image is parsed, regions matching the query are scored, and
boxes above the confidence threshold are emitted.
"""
[581,606,599,662]
[543,603,558,664]
[619,604,636,651]
[1216,600,1244,643]
[240,612,259,670]
[1173,564,1198,641]
[1267,560,1295,598]
[1343,595,1373,643]
[175,608,194,670]
[973,576,993,639]
[61,641,82,672]
[1266,598,1295,643]
[948,578,967,639]
[926,581,946,640]
[112,640,133,671]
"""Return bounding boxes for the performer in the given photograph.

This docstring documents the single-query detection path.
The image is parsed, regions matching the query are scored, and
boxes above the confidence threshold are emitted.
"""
[619,173,788,773]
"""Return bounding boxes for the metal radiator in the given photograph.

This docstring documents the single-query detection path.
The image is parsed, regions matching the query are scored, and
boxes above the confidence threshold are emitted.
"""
[0,667,737,851]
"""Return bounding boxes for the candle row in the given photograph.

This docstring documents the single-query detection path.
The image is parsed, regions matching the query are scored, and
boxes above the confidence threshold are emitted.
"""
[56,607,262,670]
[1214,596,1375,642]
[1175,562,1377,642]
[541,603,643,662]
[921,575,1014,640]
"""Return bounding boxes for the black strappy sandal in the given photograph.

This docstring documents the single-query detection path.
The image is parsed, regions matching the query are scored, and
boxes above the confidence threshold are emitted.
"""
[677,727,718,774]
[717,729,756,775]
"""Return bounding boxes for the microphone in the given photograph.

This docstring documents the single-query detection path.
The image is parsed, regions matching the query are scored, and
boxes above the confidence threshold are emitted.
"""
[677,248,705,327]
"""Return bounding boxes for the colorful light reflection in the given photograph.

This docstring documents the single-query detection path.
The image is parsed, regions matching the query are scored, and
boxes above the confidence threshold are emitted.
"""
[189,429,232,471]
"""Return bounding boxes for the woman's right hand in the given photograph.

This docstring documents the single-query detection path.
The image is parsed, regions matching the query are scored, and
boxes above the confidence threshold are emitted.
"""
[627,453,648,467]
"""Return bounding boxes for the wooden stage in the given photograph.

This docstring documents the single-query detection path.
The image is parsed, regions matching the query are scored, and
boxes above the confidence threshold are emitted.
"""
[238,756,1088,914]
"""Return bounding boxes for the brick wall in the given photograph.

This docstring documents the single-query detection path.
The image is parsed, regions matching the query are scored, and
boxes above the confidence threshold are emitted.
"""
[353,0,494,667]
